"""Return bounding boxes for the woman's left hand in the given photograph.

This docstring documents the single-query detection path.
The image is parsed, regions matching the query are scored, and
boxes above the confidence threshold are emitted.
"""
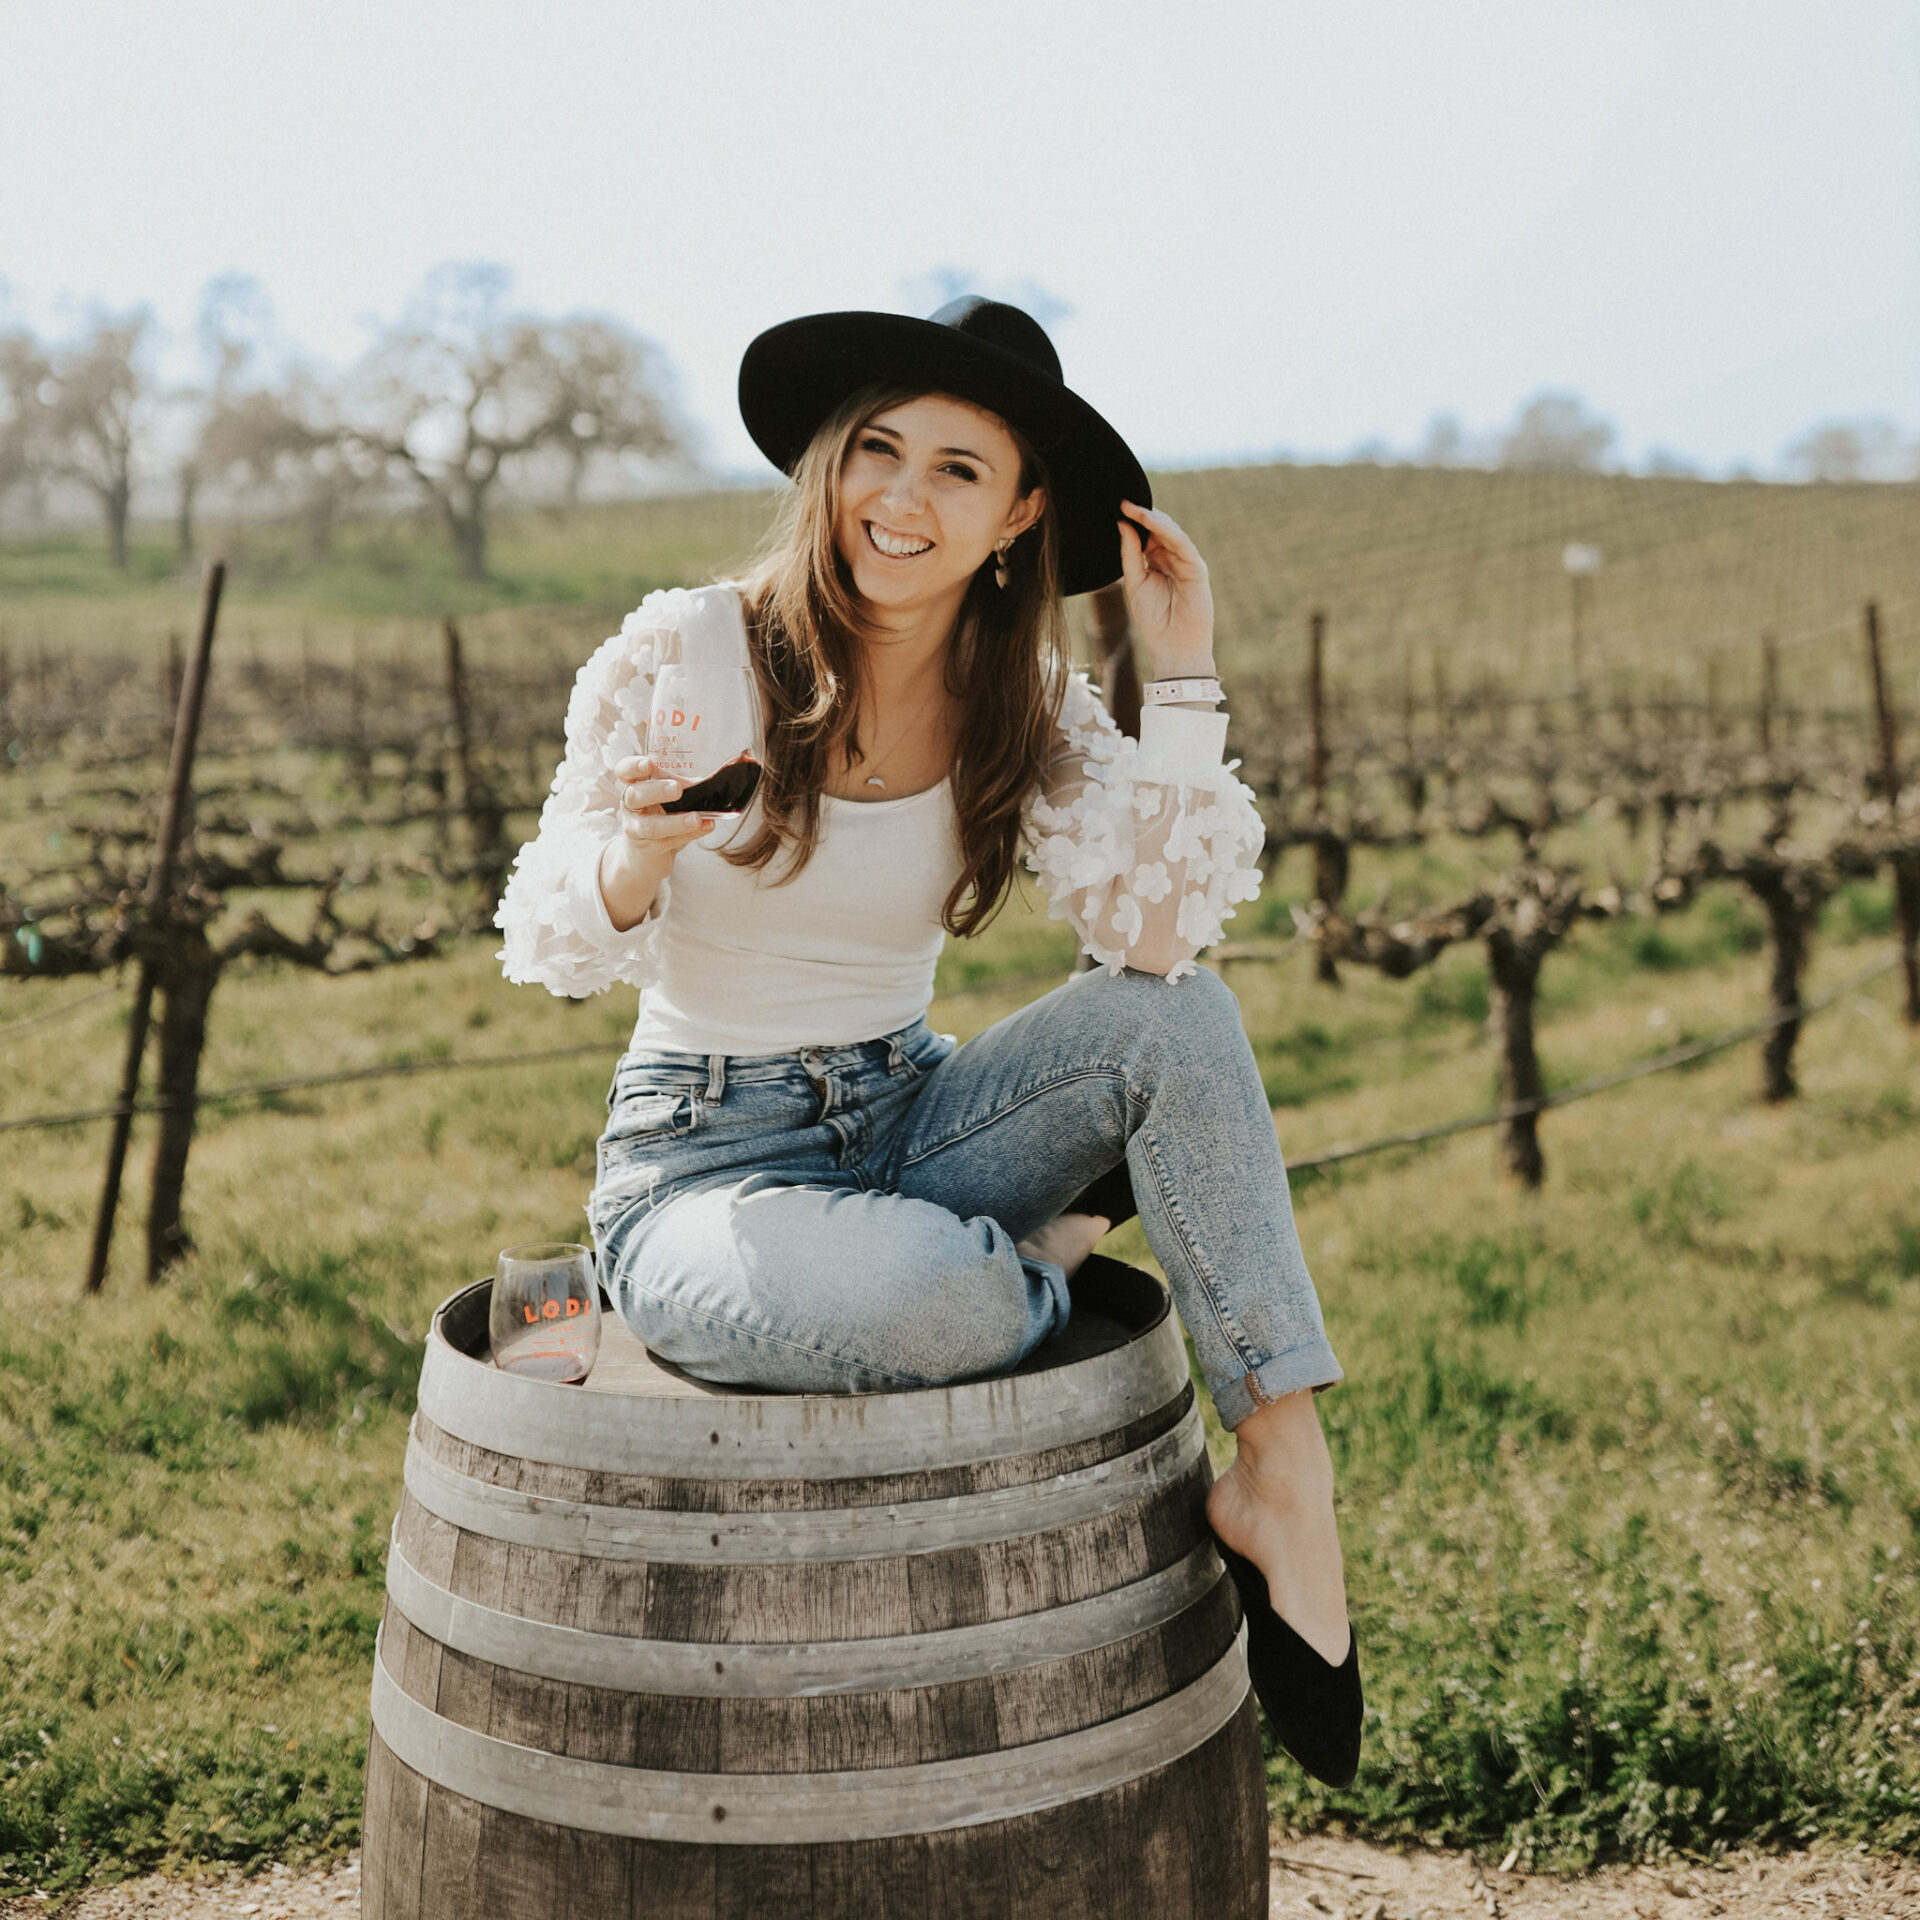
[1118,501,1215,676]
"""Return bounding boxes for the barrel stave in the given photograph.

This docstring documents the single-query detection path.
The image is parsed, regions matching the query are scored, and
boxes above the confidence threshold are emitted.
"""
[715,1837,811,1917]
[484,1660,572,1753]
[919,1822,1010,1919]
[629,1831,720,1914]
[416,1783,489,1920]
[807,1830,936,1916]
[1173,1698,1270,1913]
[432,1644,498,1749]
[447,1524,512,1613]
[394,1495,458,1589]
[361,1730,426,1920]
[555,1675,646,1765]
[555,1821,632,1910]
[625,1689,722,1772]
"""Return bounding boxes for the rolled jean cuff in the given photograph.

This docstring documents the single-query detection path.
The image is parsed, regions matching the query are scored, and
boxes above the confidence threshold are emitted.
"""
[1206,1341,1345,1430]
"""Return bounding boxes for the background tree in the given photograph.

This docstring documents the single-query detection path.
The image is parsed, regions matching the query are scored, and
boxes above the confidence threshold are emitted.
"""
[170,275,279,565]
[196,371,374,561]
[0,327,46,520]
[36,310,153,567]
[177,277,381,564]
[344,263,682,579]
[1498,391,1615,473]
[1413,412,1475,467]
[1783,417,1911,484]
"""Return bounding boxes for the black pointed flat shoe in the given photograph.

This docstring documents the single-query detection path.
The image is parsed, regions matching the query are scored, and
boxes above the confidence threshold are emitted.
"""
[1068,1159,1138,1229]
[1214,1536,1364,1789]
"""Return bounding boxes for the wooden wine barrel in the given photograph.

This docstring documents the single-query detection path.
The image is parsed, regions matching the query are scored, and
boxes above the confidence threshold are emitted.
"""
[362,1255,1264,1918]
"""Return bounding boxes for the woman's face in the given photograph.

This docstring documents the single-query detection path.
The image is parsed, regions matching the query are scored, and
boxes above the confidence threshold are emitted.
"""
[835,393,1045,619]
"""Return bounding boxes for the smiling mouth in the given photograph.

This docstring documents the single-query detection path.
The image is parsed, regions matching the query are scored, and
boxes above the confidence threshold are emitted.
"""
[865,522,934,559]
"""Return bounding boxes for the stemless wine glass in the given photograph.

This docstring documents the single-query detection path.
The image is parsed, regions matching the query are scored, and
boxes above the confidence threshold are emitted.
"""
[489,1243,602,1383]
[648,627,765,821]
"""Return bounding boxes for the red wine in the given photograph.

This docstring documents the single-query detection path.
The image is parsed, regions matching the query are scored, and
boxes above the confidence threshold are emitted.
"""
[661,755,762,817]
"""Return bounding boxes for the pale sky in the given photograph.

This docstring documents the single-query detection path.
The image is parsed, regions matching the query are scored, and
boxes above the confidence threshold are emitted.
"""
[2,0,1915,478]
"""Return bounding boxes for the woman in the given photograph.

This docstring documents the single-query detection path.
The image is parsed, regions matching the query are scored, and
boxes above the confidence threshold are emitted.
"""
[497,295,1362,1786]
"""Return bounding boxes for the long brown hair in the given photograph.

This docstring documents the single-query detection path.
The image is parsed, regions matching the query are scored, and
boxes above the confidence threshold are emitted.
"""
[723,384,1069,938]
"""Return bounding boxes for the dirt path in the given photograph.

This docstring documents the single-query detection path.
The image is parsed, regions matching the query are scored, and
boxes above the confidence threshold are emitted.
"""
[4,1837,1914,1917]
[1271,1833,1916,1917]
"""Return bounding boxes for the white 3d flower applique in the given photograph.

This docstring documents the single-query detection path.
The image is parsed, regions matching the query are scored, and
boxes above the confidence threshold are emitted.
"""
[1175,889,1218,946]
[1109,894,1145,945]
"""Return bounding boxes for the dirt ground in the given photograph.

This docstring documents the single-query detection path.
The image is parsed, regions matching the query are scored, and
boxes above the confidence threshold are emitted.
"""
[4,1835,1915,1918]
[1270,1832,1918,1918]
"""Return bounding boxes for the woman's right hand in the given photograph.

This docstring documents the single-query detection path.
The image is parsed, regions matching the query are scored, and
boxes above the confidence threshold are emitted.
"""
[598,753,715,931]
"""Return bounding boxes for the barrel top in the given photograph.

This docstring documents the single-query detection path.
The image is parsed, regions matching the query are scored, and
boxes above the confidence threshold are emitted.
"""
[418,1255,1191,1478]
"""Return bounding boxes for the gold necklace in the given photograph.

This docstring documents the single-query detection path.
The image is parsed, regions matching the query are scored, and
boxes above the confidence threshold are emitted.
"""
[851,678,948,791]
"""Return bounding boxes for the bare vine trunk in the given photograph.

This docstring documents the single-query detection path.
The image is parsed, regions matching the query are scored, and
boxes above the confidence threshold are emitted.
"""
[146,924,221,1280]
[1752,879,1811,1103]
[104,476,131,570]
[1896,854,1920,1025]
[437,482,490,580]
[450,511,487,580]
[1862,602,1918,1020]
[176,468,198,567]
[1485,929,1546,1187]
[1312,832,1351,985]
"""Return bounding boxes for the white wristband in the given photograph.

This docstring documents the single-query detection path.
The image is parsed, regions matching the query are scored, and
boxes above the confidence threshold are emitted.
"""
[1136,704,1230,780]
[1141,677,1223,706]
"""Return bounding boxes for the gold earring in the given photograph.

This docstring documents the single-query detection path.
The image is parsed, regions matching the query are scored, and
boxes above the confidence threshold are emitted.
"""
[994,540,1012,590]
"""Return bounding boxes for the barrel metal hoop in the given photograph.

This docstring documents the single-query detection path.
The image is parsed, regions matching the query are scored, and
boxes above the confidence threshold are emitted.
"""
[369,1620,1249,1844]
[402,1398,1206,1565]
[416,1309,1190,1480]
[383,1535,1226,1698]
[412,1379,1194,1515]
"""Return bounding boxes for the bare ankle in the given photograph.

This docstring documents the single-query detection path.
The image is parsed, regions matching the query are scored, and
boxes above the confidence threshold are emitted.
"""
[1226,1390,1334,1497]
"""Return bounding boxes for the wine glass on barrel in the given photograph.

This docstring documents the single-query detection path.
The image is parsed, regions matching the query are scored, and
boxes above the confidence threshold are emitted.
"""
[647,629,764,823]
[489,1243,602,1383]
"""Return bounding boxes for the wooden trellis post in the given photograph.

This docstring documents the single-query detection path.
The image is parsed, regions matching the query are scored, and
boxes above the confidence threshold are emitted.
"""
[1865,601,1920,1022]
[1307,611,1348,983]
[84,560,225,1295]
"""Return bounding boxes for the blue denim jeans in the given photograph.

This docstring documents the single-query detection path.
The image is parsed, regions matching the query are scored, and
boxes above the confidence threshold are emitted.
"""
[589,965,1341,1429]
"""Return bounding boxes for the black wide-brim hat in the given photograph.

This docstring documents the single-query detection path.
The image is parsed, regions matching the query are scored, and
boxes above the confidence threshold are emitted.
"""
[738,296,1151,598]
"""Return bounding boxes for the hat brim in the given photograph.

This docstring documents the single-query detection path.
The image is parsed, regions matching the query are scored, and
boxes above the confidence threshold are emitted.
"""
[738,311,1150,598]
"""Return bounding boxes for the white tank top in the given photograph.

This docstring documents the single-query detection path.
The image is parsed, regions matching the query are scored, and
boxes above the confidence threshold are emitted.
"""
[625,591,965,1055]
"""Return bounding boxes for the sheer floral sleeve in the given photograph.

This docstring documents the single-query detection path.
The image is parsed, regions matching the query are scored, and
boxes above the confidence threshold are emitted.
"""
[1022,674,1266,981]
[493,588,691,996]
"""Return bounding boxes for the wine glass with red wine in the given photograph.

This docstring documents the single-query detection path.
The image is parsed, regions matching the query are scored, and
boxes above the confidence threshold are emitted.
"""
[648,637,764,820]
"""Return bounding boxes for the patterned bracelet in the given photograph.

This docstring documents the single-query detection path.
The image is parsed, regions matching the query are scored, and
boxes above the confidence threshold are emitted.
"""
[1141,677,1224,706]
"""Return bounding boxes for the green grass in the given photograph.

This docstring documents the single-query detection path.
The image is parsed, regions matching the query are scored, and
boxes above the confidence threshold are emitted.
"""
[2,860,1916,1886]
